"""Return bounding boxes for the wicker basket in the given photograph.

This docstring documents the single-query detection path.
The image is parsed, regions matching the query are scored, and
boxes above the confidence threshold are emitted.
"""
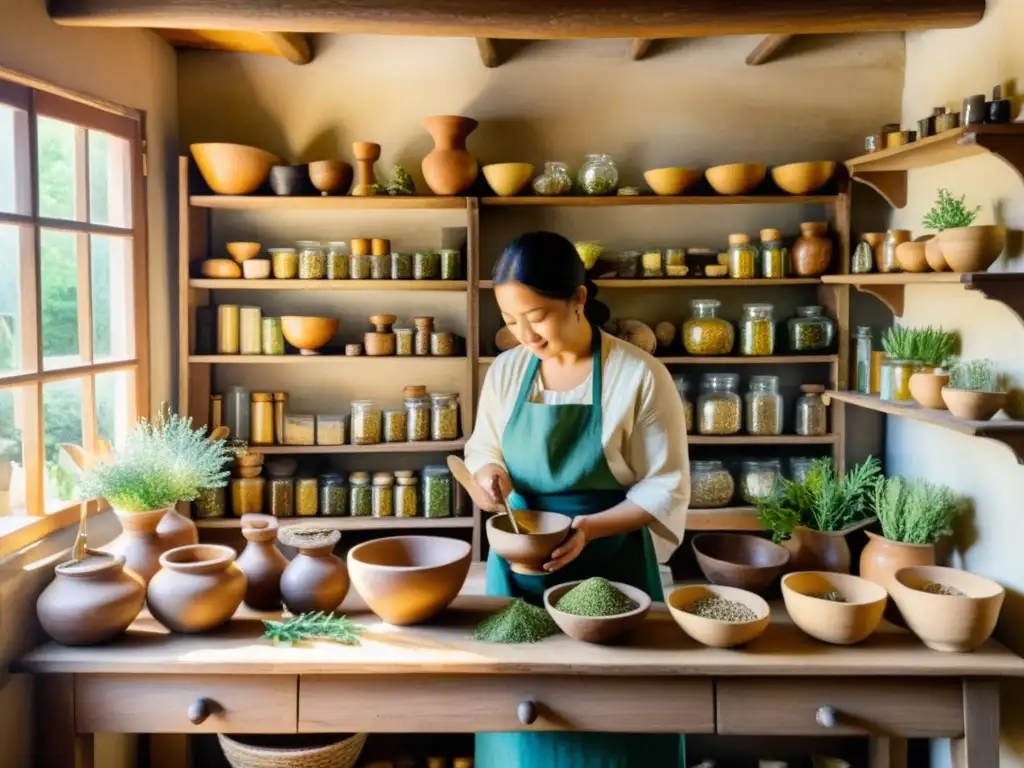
[217,733,368,768]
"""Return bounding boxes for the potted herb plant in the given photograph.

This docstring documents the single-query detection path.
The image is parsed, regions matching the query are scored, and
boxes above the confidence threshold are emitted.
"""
[881,326,957,403]
[922,188,1005,273]
[905,326,958,409]
[80,409,231,584]
[756,457,881,573]
[941,356,1006,420]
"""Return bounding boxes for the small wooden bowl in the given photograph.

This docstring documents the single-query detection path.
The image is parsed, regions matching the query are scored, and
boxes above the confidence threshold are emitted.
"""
[544,580,651,644]
[482,163,534,197]
[782,572,887,645]
[486,511,571,575]
[280,316,339,354]
[909,371,948,409]
[692,533,790,593]
[643,167,702,196]
[234,453,264,468]
[191,143,279,195]
[200,259,242,279]
[705,163,767,196]
[895,239,929,272]
[226,242,261,263]
[235,465,263,479]
[667,584,770,648]
[770,161,836,195]
[242,259,271,279]
[308,160,353,196]
[940,388,1006,420]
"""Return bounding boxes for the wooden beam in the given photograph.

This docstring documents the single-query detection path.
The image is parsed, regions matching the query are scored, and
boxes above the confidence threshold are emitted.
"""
[262,32,312,64]
[746,33,794,65]
[48,0,985,36]
[155,29,313,64]
[630,38,654,60]
[476,37,501,68]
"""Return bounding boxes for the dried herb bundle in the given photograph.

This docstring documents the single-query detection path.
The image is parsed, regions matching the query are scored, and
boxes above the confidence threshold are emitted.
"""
[262,612,365,646]
[872,476,959,544]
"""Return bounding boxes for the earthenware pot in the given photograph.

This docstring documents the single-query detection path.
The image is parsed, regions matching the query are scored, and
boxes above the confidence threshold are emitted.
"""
[147,544,246,633]
[351,142,381,197]
[308,160,353,196]
[279,528,348,613]
[36,550,145,646]
[938,225,1006,272]
[860,531,936,595]
[895,237,930,272]
[782,572,887,645]
[941,388,1006,420]
[909,370,949,409]
[236,514,288,610]
[925,236,949,271]
[421,115,479,196]
[102,507,198,585]
[269,164,310,196]
[791,221,833,276]
[782,526,851,574]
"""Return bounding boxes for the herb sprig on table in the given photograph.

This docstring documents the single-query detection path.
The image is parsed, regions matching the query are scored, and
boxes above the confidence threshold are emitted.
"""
[262,612,365,646]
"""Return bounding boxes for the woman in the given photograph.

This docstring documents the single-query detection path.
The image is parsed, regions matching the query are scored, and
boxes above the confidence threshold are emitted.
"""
[465,231,690,768]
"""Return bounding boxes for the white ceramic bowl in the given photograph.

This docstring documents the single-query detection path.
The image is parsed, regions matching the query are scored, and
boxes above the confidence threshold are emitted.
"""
[242,259,272,279]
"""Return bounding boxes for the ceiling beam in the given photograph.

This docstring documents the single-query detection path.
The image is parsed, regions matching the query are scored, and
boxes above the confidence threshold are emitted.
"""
[154,29,313,63]
[630,38,654,60]
[476,37,501,67]
[262,32,312,64]
[47,0,985,37]
[745,34,794,65]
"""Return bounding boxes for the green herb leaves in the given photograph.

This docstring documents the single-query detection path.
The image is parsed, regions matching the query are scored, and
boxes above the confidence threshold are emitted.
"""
[872,476,959,544]
[946,356,1000,392]
[881,325,957,367]
[262,612,365,646]
[922,188,981,231]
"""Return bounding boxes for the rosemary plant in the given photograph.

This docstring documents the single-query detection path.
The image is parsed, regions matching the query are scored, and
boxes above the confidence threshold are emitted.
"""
[872,476,959,544]
[262,612,365,646]
[946,356,1000,392]
[79,409,231,512]
[922,188,980,231]
[881,325,957,367]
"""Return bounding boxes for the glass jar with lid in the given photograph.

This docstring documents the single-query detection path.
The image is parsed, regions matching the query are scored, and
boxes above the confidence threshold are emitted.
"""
[741,459,782,503]
[270,248,298,279]
[351,400,382,445]
[788,456,816,485]
[439,249,462,280]
[326,241,350,279]
[295,477,319,516]
[267,476,294,517]
[616,250,642,278]
[422,465,453,517]
[394,471,419,517]
[689,460,735,509]
[577,154,618,196]
[788,306,835,352]
[532,161,573,196]
[683,299,735,356]
[697,373,742,435]
[372,472,395,517]
[297,241,327,279]
[431,393,460,440]
[414,316,434,356]
[745,375,783,436]
[727,234,758,279]
[671,373,694,433]
[249,392,275,445]
[319,473,348,517]
[795,384,828,436]
[664,248,686,277]
[349,472,372,517]
[739,303,775,356]
[391,252,413,280]
[404,385,431,441]
[760,228,788,279]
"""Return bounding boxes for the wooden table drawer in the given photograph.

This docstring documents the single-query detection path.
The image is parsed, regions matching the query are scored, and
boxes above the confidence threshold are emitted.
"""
[75,674,298,733]
[717,678,963,737]
[300,675,714,733]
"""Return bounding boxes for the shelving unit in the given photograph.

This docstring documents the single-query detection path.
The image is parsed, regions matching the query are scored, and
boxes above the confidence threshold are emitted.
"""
[479,195,839,207]
[189,279,468,292]
[195,516,475,530]
[251,440,467,455]
[480,278,822,289]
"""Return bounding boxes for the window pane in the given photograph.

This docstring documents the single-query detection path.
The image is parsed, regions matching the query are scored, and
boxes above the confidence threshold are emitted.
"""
[37,116,78,221]
[89,130,132,228]
[0,224,23,375]
[41,228,82,370]
[0,387,27,516]
[96,370,134,451]
[0,104,30,216]
[91,235,134,361]
[43,377,84,511]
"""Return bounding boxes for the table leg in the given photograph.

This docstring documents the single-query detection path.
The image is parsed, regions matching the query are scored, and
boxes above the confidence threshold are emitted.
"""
[869,737,907,768]
[35,674,93,768]
[952,679,1000,768]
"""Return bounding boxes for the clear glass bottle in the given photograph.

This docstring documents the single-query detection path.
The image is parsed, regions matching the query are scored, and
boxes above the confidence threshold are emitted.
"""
[740,459,782,503]
[394,471,419,518]
[745,375,783,436]
[372,472,395,517]
[577,154,618,196]
[326,241,350,279]
[319,473,348,517]
[697,373,741,435]
[855,326,873,394]
[760,228,788,279]
[439,249,462,280]
[391,252,413,280]
[351,400,383,445]
[224,385,250,441]
[671,373,694,433]
[349,472,372,517]
[727,233,758,279]
[689,460,735,509]
[295,477,319,516]
[249,392,275,445]
[789,456,816,485]
[297,241,327,279]
[422,465,453,518]
[532,161,573,196]
[795,384,828,436]
[683,299,735,356]
[739,303,775,356]
[616,250,642,278]
[405,387,431,441]
[788,306,835,352]
[431,393,460,440]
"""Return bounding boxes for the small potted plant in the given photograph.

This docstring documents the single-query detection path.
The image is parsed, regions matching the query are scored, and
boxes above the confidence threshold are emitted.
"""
[756,457,880,573]
[80,409,231,583]
[905,326,958,409]
[922,188,1005,272]
[941,356,1006,420]
[881,326,957,403]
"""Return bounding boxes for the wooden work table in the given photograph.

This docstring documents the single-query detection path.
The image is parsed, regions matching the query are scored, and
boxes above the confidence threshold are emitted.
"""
[18,593,1024,768]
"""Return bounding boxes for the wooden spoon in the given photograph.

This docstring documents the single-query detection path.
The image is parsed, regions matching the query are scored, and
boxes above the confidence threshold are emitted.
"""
[209,425,230,442]
[446,455,520,533]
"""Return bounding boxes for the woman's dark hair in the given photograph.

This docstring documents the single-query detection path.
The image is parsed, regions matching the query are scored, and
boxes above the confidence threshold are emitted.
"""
[492,231,610,325]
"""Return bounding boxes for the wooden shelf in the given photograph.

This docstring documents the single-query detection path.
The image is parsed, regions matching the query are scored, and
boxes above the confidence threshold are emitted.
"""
[845,124,1024,208]
[188,355,466,365]
[479,194,838,207]
[688,435,838,446]
[478,355,837,365]
[195,516,474,530]
[190,195,469,210]
[825,391,1024,464]
[189,279,468,292]
[250,440,467,455]
[686,507,763,531]
[480,278,822,289]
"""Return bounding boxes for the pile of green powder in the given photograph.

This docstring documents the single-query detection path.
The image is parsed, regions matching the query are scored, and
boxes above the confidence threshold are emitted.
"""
[555,577,639,617]
[473,599,559,644]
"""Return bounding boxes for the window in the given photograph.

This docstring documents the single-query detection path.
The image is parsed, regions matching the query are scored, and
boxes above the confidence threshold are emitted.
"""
[0,75,148,520]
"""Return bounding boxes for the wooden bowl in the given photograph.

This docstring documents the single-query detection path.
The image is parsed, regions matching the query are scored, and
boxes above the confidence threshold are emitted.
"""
[770,161,836,195]
[692,533,790,593]
[242,259,271,279]
[890,565,1004,653]
[895,239,929,272]
[485,511,572,575]
[938,225,1006,272]
[226,242,261,263]
[543,580,651,644]
[280,316,339,354]
[940,388,1006,420]
[667,584,770,648]
[781,572,886,645]
[200,259,242,279]
[347,536,472,626]
[909,371,949,409]
[925,236,949,271]
[643,167,702,196]
[705,163,767,196]
[482,163,534,197]
[190,143,279,195]
[235,453,264,467]
[308,160,353,196]
[235,465,263,479]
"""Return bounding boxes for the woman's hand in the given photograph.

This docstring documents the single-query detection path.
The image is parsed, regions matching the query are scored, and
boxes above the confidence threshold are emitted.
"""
[473,464,512,513]
[544,517,590,572]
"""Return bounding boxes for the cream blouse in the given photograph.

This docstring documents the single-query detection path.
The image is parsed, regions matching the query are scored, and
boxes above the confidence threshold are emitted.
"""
[464,331,689,562]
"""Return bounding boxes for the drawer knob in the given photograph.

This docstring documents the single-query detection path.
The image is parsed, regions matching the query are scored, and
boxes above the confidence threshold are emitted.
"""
[517,701,537,725]
[815,705,838,729]
[188,698,212,725]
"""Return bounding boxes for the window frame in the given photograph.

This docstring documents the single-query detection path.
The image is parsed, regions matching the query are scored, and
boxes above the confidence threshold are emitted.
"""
[0,67,150,525]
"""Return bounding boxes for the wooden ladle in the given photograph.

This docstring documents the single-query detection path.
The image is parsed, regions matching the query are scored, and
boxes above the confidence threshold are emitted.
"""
[446,455,520,533]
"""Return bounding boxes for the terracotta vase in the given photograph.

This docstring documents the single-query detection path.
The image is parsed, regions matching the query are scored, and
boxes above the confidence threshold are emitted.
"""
[103,507,197,585]
[279,529,348,614]
[421,115,479,196]
[36,550,145,646]
[147,544,246,634]
[791,221,833,276]
[860,531,935,593]
[782,526,851,574]
[351,142,380,197]
[236,514,288,610]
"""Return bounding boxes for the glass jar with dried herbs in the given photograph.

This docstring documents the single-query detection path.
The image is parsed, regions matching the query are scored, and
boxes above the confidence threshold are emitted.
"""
[326,241,350,279]
[794,384,828,436]
[414,316,434,356]
[394,471,419,517]
[231,477,264,516]
[391,252,413,280]
[577,153,618,196]
[739,303,775,356]
[295,477,319,516]
[431,393,460,440]
[727,233,758,279]
[372,472,395,517]
[384,409,408,443]
[689,460,735,509]
[683,299,735,356]
[266,476,294,517]
[404,386,431,441]
[788,306,835,352]
[349,472,372,517]
[439,249,462,280]
[351,400,383,445]
[319,473,348,517]
[697,373,741,435]
[297,241,327,279]
[414,251,441,280]
[759,228,788,279]
[740,459,781,503]
[422,465,453,518]
[745,375,783,436]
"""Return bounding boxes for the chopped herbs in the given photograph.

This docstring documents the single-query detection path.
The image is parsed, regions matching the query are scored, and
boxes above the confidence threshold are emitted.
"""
[555,577,639,617]
[473,599,559,644]
[683,596,757,622]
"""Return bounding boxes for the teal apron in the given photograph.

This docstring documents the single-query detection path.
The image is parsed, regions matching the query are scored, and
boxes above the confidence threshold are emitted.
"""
[476,330,684,768]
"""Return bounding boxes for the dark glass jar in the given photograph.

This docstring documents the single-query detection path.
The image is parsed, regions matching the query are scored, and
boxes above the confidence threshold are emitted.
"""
[319,473,348,517]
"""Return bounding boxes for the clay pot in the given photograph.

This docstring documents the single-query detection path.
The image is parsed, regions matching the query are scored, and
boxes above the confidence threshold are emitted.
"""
[782,526,851,574]
[909,370,949,409]
[236,514,288,610]
[925,237,950,271]
[421,115,479,196]
[103,507,199,585]
[191,143,279,195]
[486,510,572,575]
[860,531,935,595]
[269,164,310,196]
[158,506,200,550]
[36,550,145,646]
[147,545,246,633]
[279,528,348,613]
[937,225,1006,273]
[308,160,353,196]
[791,222,833,276]
[895,238,930,272]
[941,388,1006,421]
[351,141,381,197]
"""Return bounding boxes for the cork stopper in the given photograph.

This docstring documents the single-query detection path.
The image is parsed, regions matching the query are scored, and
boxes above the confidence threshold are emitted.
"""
[273,392,287,402]
[760,228,783,242]
[728,233,751,246]
[801,384,826,394]
[251,392,273,402]
[404,385,427,398]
